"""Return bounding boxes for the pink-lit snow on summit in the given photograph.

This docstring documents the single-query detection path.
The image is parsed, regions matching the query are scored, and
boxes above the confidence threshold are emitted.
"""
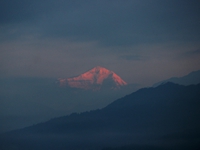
[58,66,127,90]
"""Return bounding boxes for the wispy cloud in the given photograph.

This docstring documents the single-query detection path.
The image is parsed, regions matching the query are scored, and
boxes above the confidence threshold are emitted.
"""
[119,55,142,61]
[1,0,200,47]
[179,48,200,59]
[186,49,200,55]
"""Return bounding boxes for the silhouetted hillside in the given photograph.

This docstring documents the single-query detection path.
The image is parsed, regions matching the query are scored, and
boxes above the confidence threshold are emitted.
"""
[0,77,137,133]
[1,82,200,150]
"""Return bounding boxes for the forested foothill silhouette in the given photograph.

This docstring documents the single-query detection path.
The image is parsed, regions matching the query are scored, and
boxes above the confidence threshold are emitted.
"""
[1,82,200,150]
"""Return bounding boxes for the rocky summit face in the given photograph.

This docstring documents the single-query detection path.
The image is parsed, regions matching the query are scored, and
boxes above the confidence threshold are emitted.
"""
[58,66,127,90]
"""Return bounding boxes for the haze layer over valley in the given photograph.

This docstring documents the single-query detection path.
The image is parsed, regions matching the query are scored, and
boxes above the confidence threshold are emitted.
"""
[1,82,200,150]
[0,66,137,133]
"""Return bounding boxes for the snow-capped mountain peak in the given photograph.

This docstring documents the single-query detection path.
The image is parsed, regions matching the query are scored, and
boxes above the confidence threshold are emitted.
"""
[58,66,127,90]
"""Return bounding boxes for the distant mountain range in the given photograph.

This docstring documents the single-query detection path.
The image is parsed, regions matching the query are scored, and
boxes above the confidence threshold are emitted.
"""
[0,68,135,133]
[153,69,200,87]
[1,68,200,134]
[58,66,127,90]
[1,82,200,150]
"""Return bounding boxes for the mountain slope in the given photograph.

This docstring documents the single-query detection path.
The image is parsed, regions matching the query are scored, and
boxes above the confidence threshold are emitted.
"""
[1,82,200,150]
[0,75,135,133]
[153,69,200,87]
[59,66,127,90]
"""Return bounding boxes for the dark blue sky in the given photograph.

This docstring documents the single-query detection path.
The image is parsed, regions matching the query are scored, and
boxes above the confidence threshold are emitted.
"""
[0,0,200,86]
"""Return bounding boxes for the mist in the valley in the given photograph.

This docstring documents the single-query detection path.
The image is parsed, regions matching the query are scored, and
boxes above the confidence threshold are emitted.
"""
[1,82,200,150]
[0,77,138,133]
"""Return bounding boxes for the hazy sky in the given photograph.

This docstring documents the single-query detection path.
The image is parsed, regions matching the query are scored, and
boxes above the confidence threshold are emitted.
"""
[1,0,200,86]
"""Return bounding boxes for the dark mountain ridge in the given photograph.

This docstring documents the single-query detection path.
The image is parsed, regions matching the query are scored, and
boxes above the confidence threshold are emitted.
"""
[0,76,137,133]
[1,82,200,150]
[153,69,200,87]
